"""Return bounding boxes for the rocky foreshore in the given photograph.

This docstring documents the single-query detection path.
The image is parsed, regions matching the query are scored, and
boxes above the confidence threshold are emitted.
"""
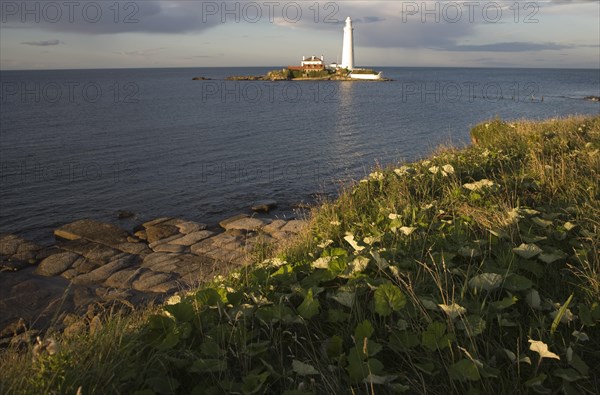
[0,213,307,347]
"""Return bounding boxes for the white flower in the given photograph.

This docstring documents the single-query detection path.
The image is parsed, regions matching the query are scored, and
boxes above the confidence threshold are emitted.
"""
[394,166,415,176]
[166,295,181,305]
[388,213,400,220]
[429,166,440,174]
[369,171,384,181]
[442,164,455,175]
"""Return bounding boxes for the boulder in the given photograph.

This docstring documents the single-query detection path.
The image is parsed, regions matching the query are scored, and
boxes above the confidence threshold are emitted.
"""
[152,244,187,254]
[132,271,174,292]
[222,217,266,232]
[145,225,180,244]
[175,221,207,234]
[35,252,81,277]
[251,199,278,213]
[262,219,287,235]
[281,220,308,234]
[54,219,131,247]
[71,254,138,285]
[170,230,215,246]
[219,214,249,229]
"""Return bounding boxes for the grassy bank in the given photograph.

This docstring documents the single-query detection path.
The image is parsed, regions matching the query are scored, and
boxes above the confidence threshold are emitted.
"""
[2,115,599,394]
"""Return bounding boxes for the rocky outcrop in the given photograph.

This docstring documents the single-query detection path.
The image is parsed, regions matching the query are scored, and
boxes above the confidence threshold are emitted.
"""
[0,214,309,345]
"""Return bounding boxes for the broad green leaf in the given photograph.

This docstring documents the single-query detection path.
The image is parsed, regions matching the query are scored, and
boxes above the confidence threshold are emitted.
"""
[331,291,355,308]
[458,246,481,258]
[491,296,518,310]
[195,288,223,307]
[529,340,560,360]
[164,302,195,323]
[567,346,589,376]
[513,243,542,259]
[242,372,270,395]
[292,360,319,376]
[347,348,367,383]
[374,283,407,316]
[505,274,533,291]
[457,315,486,336]
[525,373,547,388]
[145,376,180,395]
[531,217,553,228]
[370,250,389,270]
[189,358,227,373]
[298,289,320,319]
[449,359,481,382]
[553,368,584,382]
[422,321,453,351]
[469,273,503,291]
[157,332,179,351]
[354,320,374,343]
[538,250,567,264]
[324,335,344,359]
[148,314,175,332]
[327,309,350,323]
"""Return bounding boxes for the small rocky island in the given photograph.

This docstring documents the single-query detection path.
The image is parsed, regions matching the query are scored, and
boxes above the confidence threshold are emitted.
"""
[226,67,391,82]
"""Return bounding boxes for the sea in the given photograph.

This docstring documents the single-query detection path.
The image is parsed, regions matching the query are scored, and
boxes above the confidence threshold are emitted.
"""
[1,67,599,243]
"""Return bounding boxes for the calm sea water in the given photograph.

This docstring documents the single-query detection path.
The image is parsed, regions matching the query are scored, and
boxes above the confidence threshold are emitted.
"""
[1,67,598,243]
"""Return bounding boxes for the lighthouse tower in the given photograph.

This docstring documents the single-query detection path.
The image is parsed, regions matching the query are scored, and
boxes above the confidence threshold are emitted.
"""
[341,17,354,70]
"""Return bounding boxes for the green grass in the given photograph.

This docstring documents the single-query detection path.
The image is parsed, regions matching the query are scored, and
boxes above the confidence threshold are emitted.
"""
[2,115,599,394]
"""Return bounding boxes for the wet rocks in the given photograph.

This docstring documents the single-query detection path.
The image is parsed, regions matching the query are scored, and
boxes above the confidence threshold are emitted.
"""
[251,199,278,213]
[1,214,308,341]
[221,217,268,232]
[35,252,81,277]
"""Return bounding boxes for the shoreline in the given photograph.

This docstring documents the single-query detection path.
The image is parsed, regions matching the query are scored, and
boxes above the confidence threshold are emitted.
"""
[0,211,308,344]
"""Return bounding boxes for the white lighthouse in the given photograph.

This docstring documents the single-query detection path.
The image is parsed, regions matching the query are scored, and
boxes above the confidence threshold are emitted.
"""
[341,17,354,70]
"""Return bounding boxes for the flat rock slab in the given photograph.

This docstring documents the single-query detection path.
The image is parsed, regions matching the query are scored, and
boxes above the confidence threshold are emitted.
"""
[55,219,131,247]
[175,221,207,234]
[152,244,187,254]
[71,254,138,285]
[262,220,287,235]
[59,239,122,265]
[145,224,180,244]
[281,220,308,234]
[132,271,174,292]
[35,252,81,277]
[222,217,267,232]
[104,268,142,289]
[0,234,46,263]
[219,214,249,229]
[170,230,214,246]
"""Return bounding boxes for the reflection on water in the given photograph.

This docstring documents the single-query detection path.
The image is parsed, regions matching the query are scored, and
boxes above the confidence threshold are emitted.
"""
[0,67,598,241]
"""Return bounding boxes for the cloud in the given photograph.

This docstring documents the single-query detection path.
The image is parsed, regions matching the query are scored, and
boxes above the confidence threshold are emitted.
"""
[114,48,165,57]
[21,39,62,46]
[442,42,575,52]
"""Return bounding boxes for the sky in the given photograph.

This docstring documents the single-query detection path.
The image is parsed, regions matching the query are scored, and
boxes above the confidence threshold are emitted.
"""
[1,0,599,70]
